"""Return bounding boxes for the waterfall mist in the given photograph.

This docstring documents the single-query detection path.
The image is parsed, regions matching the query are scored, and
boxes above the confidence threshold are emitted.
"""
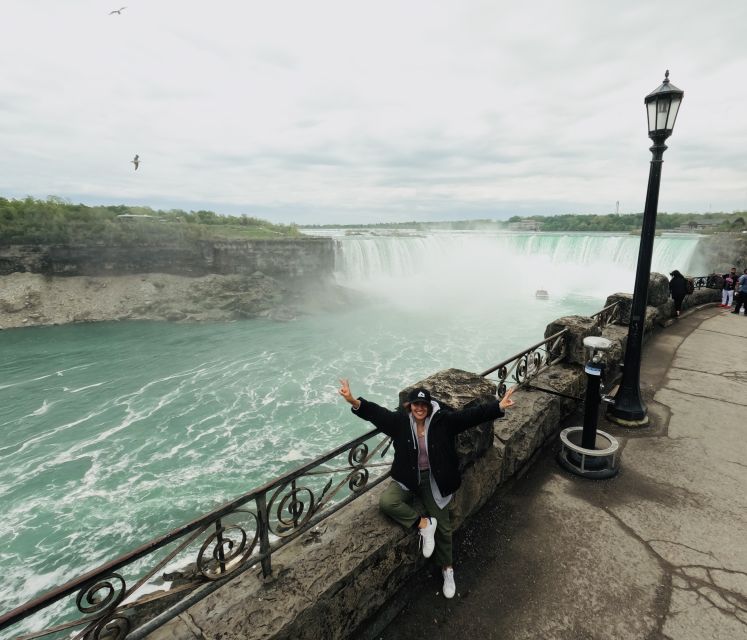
[323,230,702,310]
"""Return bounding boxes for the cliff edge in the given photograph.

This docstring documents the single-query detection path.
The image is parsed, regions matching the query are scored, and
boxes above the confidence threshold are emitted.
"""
[0,271,349,329]
[0,237,343,329]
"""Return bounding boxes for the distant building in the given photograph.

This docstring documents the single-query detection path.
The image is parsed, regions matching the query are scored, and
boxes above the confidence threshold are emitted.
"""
[117,214,155,221]
[673,221,721,232]
[508,219,542,231]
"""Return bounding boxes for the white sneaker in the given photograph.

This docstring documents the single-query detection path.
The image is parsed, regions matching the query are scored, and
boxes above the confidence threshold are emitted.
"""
[418,517,437,558]
[442,567,456,599]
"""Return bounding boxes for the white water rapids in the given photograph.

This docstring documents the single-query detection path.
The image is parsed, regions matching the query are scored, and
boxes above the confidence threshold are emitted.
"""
[0,229,703,637]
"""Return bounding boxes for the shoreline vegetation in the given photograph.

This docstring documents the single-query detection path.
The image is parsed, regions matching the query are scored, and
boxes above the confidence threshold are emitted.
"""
[305,212,747,233]
[0,196,301,245]
[2,197,745,240]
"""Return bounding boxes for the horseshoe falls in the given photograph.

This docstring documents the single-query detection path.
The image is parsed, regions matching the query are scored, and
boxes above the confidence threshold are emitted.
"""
[0,230,702,627]
[330,230,703,303]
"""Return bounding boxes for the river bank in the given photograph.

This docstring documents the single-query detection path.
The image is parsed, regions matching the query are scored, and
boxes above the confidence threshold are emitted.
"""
[0,271,350,329]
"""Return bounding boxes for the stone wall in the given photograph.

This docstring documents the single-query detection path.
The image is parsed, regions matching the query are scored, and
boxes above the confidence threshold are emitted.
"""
[605,272,720,327]
[139,274,720,640]
[0,238,335,280]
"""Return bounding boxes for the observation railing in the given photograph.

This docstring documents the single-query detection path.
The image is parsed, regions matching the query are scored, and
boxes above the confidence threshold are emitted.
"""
[590,301,621,328]
[479,329,569,395]
[480,300,621,394]
[0,430,393,640]
[689,274,720,290]
[1,299,623,640]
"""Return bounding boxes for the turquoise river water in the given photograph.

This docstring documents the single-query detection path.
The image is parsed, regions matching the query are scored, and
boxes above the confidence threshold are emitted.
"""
[0,231,703,629]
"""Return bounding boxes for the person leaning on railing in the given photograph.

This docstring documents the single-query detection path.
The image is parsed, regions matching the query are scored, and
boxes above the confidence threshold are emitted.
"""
[338,378,515,599]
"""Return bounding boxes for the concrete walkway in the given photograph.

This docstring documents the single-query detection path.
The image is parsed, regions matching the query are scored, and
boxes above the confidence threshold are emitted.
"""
[374,306,747,640]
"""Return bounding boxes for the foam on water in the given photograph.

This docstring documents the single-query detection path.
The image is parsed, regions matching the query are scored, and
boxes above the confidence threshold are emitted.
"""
[30,400,51,416]
[67,382,105,393]
[0,231,703,630]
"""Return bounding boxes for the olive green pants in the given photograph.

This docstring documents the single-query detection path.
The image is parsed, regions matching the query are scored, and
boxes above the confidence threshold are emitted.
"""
[378,470,453,566]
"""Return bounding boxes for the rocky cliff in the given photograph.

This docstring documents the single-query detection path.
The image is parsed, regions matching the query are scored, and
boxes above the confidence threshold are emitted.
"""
[698,233,747,273]
[0,238,334,278]
[0,238,342,329]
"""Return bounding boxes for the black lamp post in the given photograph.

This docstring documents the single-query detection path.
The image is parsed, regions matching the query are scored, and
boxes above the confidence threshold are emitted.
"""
[608,70,684,426]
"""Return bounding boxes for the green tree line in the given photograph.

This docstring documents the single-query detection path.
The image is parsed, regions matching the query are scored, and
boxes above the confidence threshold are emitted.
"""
[508,212,747,232]
[0,197,300,245]
[306,211,747,232]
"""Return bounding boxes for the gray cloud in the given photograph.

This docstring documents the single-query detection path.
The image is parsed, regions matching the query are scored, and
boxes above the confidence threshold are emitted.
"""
[0,0,745,223]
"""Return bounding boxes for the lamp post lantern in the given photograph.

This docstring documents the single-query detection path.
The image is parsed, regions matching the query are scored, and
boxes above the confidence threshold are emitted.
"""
[608,70,684,425]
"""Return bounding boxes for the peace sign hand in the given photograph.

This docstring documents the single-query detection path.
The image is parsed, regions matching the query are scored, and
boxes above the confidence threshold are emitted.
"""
[339,378,354,404]
[499,386,516,410]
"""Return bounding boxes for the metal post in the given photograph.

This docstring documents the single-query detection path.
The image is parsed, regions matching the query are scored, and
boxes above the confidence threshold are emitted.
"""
[581,363,603,449]
[256,493,272,578]
[215,519,226,574]
[608,135,667,425]
[291,479,300,527]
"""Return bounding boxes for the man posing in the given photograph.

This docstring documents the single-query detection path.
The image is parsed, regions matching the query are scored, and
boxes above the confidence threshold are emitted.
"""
[721,267,738,308]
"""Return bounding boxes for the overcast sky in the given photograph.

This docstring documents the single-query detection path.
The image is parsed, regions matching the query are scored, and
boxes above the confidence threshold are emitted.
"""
[1,1,745,224]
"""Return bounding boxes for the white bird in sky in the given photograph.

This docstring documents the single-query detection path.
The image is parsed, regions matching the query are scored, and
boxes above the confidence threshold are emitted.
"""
[109,7,127,15]
[131,154,140,170]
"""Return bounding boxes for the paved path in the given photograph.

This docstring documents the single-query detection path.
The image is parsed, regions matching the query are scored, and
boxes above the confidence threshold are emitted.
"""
[375,306,747,640]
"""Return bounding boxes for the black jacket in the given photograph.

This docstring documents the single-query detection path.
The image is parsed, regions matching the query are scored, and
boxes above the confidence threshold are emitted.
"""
[669,275,688,299]
[352,397,504,496]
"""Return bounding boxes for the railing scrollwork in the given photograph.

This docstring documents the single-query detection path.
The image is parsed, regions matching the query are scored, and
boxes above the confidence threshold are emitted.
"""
[196,510,259,579]
[0,429,393,640]
[480,328,569,395]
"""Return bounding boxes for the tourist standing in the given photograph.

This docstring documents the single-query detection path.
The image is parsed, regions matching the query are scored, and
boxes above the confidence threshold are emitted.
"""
[338,378,515,599]
[669,270,688,318]
[733,269,747,315]
[721,267,738,308]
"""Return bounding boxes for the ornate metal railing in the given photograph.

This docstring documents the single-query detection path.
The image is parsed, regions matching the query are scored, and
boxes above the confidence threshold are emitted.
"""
[689,274,720,290]
[590,301,621,327]
[479,300,622,394]
[0,429,393,640]
[479,328,569,396]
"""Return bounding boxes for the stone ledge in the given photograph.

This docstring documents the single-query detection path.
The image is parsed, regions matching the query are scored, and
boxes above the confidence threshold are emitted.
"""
[544,316,600,366]
[605,272,720,328]
[144,367,586,640]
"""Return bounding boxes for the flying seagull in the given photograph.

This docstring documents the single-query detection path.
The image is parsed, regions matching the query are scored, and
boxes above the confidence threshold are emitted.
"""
[131,154,140,170]
[109,7,127,15]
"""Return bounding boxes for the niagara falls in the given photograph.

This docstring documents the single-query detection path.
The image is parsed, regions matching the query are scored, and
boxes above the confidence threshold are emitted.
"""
[0,229,704,617]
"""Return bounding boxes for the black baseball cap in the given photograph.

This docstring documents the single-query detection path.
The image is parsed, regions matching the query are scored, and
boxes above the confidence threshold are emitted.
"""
[407,388,431,404]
